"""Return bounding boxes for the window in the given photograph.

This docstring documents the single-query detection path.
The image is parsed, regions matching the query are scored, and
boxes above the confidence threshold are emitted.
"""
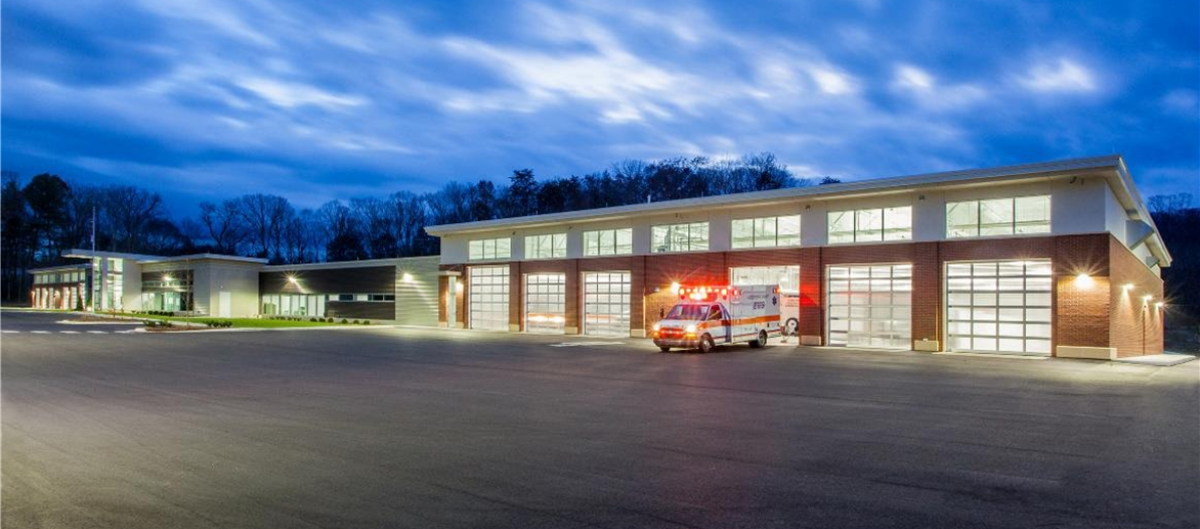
[468,237,512,261]
[651,222,709,253]
[732,215,801,249]
[946,196,1050,238]
[827,207,912,243]
[524,233,567,259]
[337,294,354,301]
[582,228,633,256]
[367,294,396,301]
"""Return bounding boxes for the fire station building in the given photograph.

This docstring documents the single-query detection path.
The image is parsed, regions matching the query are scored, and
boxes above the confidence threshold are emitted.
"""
[426,156,1171,359]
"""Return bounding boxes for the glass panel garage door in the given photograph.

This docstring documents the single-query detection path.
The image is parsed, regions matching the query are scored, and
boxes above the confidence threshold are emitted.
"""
[469,265,510,331]
[583,271,631,337]
[525,273,566,334]
[946,260,1052,355]
[827,264,912,349]
[730,265,801,334]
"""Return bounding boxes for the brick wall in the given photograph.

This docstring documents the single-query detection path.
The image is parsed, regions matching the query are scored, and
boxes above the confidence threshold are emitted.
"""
[1053,234,1113,351]
[1107,236,1164,357]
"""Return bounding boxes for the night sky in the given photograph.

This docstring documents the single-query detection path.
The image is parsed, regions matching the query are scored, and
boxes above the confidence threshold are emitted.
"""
[3,0,1197,212]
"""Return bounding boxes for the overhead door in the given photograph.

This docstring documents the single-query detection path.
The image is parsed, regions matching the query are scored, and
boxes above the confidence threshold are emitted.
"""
[946,260,1052,355]
[583,271,631,337]
[525,273,566,334]
[469,265,510,331]
[730,265,801,334]
[827,264,912,349]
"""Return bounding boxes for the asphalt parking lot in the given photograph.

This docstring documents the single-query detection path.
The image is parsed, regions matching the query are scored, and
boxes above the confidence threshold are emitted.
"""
[3,311,1197,529]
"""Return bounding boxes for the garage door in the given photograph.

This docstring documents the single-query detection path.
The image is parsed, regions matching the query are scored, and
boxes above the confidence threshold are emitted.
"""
[583,271,631,337]
[525,273,565,334]
[946,260,1052,355]
[730,265,801,334]
[827,264,912,349]
[469,265,509,331]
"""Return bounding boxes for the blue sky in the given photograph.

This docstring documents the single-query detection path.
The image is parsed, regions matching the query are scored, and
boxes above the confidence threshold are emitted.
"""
[3,0,1197,212]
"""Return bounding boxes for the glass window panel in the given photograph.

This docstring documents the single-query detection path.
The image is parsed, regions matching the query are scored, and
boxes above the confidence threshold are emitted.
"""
[998,338,1025,352]
[615,228,633,254]
[1026,308,1051,322]
[947,263,972,277]
[979,198,1015,236]
[998,323,1024,336]
[1026,339,1051,354]
[1015,196,1051,234]
[691,222,709,250]
[583,231,599,256]
[1025,324,1051,339]
[946,201,979,238]
[856,209,883,241]
[1026,260,1052,276]
[600,229,616,255]
[754,218,775,248]
[778,215,801,246]
[998,308,1025,321]
[828,211,855,243]
[972,263,998,276]
[732,219,754,249]
[883,207,912,240]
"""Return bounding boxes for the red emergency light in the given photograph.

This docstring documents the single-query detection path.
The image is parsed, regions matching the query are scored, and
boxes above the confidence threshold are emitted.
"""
[677,285,741,301]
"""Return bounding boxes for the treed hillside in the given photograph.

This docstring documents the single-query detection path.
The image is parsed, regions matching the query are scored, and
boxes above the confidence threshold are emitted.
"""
[0,153,808,300]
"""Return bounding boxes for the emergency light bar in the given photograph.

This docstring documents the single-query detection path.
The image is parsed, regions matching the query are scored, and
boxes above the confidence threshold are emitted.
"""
[677,285,741,301]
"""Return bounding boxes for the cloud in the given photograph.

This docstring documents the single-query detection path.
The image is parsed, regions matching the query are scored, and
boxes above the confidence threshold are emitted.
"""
[1019,58,1097,93]
[1,0,1196,210]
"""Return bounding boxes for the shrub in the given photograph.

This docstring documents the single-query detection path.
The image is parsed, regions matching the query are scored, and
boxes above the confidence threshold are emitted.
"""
[340,319,349,324]
[352,320,360,324]
[361,320,370,325]
[327,317,334,323]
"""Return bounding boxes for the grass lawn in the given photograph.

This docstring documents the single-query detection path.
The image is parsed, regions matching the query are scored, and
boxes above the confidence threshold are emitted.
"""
[134,314,367,329]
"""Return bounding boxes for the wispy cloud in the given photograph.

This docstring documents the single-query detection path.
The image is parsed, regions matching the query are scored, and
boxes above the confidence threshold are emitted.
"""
[1019,58,1097,93]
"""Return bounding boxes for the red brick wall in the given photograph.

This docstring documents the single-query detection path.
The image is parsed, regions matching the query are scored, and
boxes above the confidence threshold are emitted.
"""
[1107,237,1164,357]
[1053,235,1113,351]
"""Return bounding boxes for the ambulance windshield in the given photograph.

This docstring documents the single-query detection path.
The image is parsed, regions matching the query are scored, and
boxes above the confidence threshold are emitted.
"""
[665,304,710,321]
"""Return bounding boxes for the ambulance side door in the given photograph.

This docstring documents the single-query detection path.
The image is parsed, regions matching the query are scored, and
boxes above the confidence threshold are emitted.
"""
[709,304,730,343]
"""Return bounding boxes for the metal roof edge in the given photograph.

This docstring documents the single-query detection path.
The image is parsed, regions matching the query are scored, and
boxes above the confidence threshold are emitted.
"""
[260,255,439,271]
[424,155,1124,235]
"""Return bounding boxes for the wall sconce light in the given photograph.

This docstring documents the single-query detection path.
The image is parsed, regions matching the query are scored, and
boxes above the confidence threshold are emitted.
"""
[1123,283,1134,291]
[402,272,414,283]
[286,275,299,285]
[1073,273,1094,288]
[162,274,174,282]
[1142,295,1153,303]
[670,282,681,294]
[1155,302,1165,309]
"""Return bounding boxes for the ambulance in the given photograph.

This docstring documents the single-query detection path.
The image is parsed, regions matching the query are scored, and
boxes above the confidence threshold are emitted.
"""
[651,285,782,353]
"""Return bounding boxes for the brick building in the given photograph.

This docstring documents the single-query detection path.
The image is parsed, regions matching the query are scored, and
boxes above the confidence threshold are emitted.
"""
[427,156,1171,359]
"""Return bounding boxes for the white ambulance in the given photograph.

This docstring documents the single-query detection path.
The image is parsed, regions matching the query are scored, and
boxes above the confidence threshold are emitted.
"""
[651,285,782,353]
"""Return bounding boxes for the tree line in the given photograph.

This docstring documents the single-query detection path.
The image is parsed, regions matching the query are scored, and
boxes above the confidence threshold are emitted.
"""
[1,153,810,301]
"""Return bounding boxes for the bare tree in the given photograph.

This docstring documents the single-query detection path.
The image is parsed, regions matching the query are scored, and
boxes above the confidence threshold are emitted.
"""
[198,199,247,255]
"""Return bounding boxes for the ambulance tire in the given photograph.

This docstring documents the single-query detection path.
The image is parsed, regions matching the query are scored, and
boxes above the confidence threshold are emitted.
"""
[785,318,799,336]
[659,346,671,353]
[750,330,768,348]
[698,335,715,354]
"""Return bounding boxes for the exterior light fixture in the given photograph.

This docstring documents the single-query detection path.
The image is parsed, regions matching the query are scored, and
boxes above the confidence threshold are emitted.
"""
[1123,283,1135,291]
[162,274,173,282]
[1155,302,1165,309]
[287,275,299,284]
[1142,295,1153,303]
[402,272,414,283]
[670,282,681,294]
[1073,273,1094,288]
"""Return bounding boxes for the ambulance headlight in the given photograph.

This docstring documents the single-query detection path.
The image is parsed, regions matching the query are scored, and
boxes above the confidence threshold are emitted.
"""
[685,324,696,333]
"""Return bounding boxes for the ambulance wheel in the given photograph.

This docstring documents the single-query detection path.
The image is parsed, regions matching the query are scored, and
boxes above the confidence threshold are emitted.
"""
[750,330,768,348]
[784,318,799,336]
[698,335,715,354]
[659,346,671,353]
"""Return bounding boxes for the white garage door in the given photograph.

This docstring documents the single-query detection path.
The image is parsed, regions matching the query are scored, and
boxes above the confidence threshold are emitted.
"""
[469,265,509,331]
[946,260,1052,355]
[583,271,631,337]
[827,264,912,349]
[525,273,565,334]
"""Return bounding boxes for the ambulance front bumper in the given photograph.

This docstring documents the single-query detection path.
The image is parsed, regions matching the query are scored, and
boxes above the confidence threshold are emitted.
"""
[652,337,699,348]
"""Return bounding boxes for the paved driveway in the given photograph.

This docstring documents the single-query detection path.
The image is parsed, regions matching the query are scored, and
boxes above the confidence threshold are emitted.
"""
[3,311,1197,528]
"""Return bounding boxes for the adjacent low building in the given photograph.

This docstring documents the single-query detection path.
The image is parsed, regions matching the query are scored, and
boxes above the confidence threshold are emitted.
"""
[31,251,440,323]
[425,155,1170,359]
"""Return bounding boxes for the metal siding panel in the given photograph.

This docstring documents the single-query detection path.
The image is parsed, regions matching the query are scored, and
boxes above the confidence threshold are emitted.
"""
[395,257,439,326]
